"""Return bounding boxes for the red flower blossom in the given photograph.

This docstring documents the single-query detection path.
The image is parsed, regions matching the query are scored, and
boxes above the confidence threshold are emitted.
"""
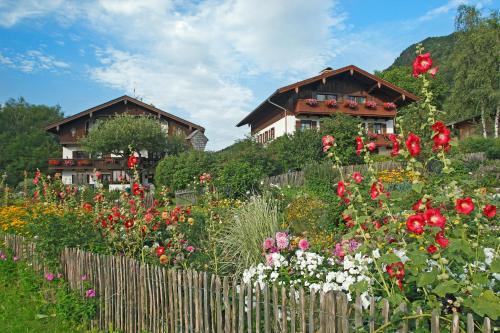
[95,171,102,179]
[424,208,446,229]
[412,53,433,77]
[405,133,421,157]
[412,198,432,211]
[483,204,497,218]
[82,202,93,212]
[127,155,139,169]
[429,66,439,77]
[431,121,446,132]
[427,244,438,254]
[367,142,376,152]
[435,231,449,248]
[370,181,384,200]
[455,197,474,215]
[406,214,426,234]
[386,262,405,280]
[132,183,144,197]
[352,172,363,183]
[322,135,335,152]
[372,220,382,229]
[337,181,346,197]
[355,136,363,156]
[389,134,400,157]
[343,214,355,228]
[124,219,135,229]
[156,246,165,257]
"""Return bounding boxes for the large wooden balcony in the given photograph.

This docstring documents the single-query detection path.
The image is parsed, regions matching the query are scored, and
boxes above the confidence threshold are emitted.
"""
[294,99,397,118]
[47,157,161,170]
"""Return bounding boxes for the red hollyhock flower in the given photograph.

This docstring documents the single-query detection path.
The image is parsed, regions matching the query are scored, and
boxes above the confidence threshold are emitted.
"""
[435,231,449,248]
[156,246,165,257]
[412,53,433,77]
[483,204,496,218]
[456,197,474,215]
[427,244,438,254]
[128,155,139,169]
[352,172,363,183]
[124,219,135,229]
[412,198,432,211]
[431,121,446,132]
[372,220,381,229]
[322,135,335,152]
[389,134,400,157]
[337,181,346,197]
[82,202,93,212]
[370,181,384,200]
[355,136,363,156]
[367,142,376,151]
[132,183,144,197]
[424,208,446,229]
[342,214,355,228]
[406,214,426,234]
[386,262,405,280]
[405,133,421,157]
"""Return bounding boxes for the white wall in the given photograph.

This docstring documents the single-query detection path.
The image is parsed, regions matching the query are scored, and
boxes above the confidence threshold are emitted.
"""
[254,114,297,140]
[61,170,73,184]
[62,145,80,158]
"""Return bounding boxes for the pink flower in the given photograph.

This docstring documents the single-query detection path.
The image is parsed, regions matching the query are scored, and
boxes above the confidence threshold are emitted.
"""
[352,172,363,183]
[186,245,195,253]
[81,274,87,281]
[266,254,274,266]
[298,239,310,250]
[45,273,55,281]
[13,256,19,262]
[85,289,96,298]
[262,238,275,251]
[275,231,287,240]
[276,236,289,250]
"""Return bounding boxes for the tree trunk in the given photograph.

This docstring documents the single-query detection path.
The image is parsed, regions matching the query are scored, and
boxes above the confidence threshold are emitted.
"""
[481,108,487,138]
[495,104,499,138]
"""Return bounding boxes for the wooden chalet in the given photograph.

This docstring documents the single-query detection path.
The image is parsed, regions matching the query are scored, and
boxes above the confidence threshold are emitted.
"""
[45,95,208,187]
[237,65,419,152]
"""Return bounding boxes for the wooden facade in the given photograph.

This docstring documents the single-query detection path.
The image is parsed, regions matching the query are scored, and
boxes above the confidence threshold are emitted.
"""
[237,65,419,140]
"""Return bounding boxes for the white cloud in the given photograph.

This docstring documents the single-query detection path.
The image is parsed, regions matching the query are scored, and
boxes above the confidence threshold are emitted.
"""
[0,49,70,73]
[0,0,64,27]
[418,0,492,22]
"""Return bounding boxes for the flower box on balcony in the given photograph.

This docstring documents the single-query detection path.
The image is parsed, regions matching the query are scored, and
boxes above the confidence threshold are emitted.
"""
[325,99,338,108]
[383,102,396,110]
[48,159,60,166]
[63,159,75,167]
[77,159,92,167]
[305,98,318,106]
[365,101,377,109]
[345,100,358,109]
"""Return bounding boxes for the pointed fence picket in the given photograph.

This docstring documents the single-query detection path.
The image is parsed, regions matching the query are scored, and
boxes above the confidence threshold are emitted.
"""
[1,234,495,333]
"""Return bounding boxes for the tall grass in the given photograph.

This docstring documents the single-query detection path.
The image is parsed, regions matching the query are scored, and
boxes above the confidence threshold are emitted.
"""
[216,195,280,276]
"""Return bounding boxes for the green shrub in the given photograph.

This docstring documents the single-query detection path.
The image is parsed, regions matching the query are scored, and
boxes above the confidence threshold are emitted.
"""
[215,159,264,198]
[216,195,280,275]
[458,136,500,159]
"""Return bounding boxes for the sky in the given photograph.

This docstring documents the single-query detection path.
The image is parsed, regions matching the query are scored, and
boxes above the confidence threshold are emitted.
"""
[0,0,498,150]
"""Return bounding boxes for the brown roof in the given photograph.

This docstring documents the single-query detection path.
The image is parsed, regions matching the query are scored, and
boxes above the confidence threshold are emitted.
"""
[45,95,205,132]
[237,65,419,127]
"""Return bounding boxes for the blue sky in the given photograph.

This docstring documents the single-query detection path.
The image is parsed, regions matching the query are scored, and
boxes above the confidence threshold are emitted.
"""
[0,0,498,150]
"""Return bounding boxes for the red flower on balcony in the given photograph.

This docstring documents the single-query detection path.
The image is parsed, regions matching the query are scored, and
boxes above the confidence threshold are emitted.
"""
[305,98,318,106]
[63,159,74,167]
[365,101,377,109]
[48,159,60,166]
[325,99,337,108]
[383,102,396,110]
[345,100,358,109]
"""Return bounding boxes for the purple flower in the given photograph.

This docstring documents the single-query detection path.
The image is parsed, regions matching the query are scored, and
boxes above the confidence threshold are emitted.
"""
[81,274,87,281]
[262,238,274,251]
[298,239,310,250]
[349,239,359,252]
[45,273,55,281]
[0,254,7,261]
[57,273,63,279]
[13,256,19,262]
[85,289,96,298]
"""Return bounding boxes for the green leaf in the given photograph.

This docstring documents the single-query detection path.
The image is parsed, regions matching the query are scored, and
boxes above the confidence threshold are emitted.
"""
[417,270,438,287]
[471,272,489,285]
[433,280,459,297]
[471,290,500,320]
[412,182,424,193]
[491,258,500,273]
[380,253,401,265]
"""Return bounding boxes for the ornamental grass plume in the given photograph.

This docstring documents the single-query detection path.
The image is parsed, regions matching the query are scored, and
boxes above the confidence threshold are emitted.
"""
[217,194,280,276]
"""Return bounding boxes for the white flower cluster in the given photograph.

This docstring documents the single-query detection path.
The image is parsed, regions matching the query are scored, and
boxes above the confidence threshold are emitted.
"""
[242,250,373,308]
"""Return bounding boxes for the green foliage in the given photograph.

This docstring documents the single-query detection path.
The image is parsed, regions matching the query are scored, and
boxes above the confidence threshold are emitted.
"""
[0,251,97,332]
[155,150,217,191]
[0,98,63,185]
[166,133,191,156]
[319,114,363,165]
[80,114,168,157]
[215,159,264,198]
[458,136,500,159]
[216,195,280,276]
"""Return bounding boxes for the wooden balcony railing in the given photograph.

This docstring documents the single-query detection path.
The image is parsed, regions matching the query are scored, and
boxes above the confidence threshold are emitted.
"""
[294,99,397,118]
[47,157,162,170]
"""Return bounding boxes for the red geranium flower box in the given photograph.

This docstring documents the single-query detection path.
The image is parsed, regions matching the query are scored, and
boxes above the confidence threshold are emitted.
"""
[365,101,377,109]
[305,98,318,106]
[325,99,338,108]
[63,159,75,167]
[384,102,396,110]
[48,159,60,166]
[345,100,358,109]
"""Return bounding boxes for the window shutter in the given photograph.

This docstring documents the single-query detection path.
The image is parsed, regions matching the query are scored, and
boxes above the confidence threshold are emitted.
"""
[296,120,301,130]
[311,121,317,129]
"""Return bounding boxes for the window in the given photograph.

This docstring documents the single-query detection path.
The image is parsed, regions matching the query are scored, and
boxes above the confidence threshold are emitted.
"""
[300,120,317,130]
[316,93,337,101]
[373,123,387,134]
[270,128,275,139]
[348,95,366,104]
[73,151,90,159]
[265,131,269,142]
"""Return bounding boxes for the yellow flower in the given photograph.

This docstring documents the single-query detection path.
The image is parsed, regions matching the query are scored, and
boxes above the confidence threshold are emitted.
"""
[159,255,169,265]
[187,217,195,225]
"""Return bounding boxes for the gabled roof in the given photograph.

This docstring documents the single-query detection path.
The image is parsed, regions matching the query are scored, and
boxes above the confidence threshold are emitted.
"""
[45,95,205,132]
[237,65,419,127]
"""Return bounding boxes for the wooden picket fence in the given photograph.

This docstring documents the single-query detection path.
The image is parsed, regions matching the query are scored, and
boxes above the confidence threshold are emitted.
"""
[1,234,495,333]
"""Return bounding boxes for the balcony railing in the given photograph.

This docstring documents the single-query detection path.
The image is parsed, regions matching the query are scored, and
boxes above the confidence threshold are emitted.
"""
[295,99,397,118]
[47,157,161,170]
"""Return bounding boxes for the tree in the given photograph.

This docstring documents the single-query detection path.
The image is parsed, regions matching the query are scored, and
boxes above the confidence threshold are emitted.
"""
[447,6,500,137]
[0,98,63,185]
[80,114,169,158]
[319,113,363,165]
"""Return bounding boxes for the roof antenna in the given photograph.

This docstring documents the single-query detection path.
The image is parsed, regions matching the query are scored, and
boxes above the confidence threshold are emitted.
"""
[132,87,143,101]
